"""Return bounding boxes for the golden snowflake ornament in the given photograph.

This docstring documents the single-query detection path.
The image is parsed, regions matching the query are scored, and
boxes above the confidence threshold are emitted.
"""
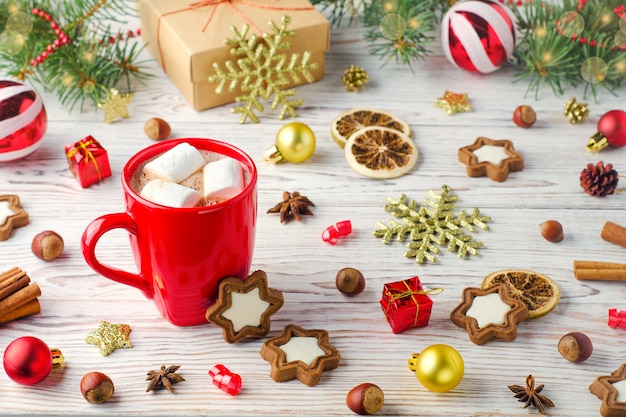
[208,15,319,123]
[98,88,133,123]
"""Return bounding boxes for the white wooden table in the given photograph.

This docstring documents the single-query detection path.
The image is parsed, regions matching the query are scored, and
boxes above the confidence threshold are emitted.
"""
[1,8,626,417]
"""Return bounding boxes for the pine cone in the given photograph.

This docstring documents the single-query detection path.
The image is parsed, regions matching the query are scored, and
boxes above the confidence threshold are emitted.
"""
[342,65,369,92]
[580,161,619,197]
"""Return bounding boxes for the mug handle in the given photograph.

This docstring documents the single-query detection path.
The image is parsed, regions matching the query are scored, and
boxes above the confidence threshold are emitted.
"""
[81,213,153,299]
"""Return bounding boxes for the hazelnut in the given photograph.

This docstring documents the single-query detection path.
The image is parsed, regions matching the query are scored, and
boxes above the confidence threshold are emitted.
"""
[144,117,171,141]
[336,267,365,296]
[347,383,384,415]
[80,371,114,404]
[513,105,536,128]
[31,230,64,261]
[539,220,564,242]
[558,332,593,362]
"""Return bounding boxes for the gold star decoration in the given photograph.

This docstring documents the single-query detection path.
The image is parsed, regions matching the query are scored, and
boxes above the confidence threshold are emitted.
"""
[449,284,529,345]
[260,324,341,386]
[205,270,284,343]
[458,137,524,182]
[97,88,133,123]
[435,90,472,115]
[590,363,626,417]
[85,320,132,356]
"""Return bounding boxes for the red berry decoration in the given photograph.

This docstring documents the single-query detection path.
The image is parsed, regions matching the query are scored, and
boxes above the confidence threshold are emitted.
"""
[587,110,626,152]
[580,161,619,197]
[0,80,47,161]
[3,336,63,385]
[441,0,516,74]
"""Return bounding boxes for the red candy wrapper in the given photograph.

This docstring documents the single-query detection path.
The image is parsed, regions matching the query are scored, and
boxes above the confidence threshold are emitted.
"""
[608,309,626,330]
[380,276,438,334]
[65,136,111,188]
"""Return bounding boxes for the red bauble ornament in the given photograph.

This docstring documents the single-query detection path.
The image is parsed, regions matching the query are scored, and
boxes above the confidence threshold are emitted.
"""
[0,80,47,162]
[587,110,626,152]
[3,336,63,385]
[441,0,516,74]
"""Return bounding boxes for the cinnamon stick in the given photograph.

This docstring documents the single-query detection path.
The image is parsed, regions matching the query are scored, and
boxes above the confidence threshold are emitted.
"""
[574,269,626,281]
[573,260,626,270]
[0,283,41,318]
[0,267,27,291]
[0,299,40,323]
[0,275,29,301]
[601,221,626,248]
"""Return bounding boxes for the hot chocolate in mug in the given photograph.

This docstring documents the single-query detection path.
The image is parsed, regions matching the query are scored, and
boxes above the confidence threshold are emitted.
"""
[81,138,257,326]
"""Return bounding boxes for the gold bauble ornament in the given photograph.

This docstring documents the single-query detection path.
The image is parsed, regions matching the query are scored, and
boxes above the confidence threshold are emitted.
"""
[408,344,464,392]
[263,122,316,163]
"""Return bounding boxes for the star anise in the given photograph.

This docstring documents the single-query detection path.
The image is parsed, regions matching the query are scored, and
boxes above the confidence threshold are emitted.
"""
[267,191,315,223]
[508,374,555,415]
[146,364,185,393]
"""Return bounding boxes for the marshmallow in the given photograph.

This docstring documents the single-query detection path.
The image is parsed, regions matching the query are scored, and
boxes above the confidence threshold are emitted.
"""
[203,157,245,201]
[143,142,206,183]
[140,179,201,208]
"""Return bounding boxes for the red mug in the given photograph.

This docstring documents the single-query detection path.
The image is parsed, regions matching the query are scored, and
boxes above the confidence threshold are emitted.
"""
[81,138,257,326]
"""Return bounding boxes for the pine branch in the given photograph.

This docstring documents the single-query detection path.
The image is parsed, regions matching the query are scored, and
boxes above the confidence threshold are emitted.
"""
[0,0,152,112]
[512,0,626,100]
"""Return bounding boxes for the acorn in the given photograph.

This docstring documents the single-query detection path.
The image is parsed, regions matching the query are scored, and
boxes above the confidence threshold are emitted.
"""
[80,371,114,404]
[346,383,384,415]
[336,267,365,296]
[539,220,563,242]
[513,105,536,128]
[558,332,593,362]
[144,117,171,141]
[31,230,64,261]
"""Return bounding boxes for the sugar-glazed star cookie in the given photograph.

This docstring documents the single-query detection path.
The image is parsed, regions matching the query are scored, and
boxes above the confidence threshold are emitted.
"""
[85,320,132,356]
[260,324,340,386]
[206,270,284,343]
[590,363,626,417]
[458,137,524,182]
[0,195,29,241]
[450,283,529,345]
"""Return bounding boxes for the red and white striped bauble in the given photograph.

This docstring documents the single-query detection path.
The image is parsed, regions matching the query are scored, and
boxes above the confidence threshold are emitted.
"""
[0,80,47,162]
[441,0,516,74]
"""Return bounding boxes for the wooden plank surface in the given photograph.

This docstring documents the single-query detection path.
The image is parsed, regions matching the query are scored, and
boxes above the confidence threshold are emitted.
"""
[1,6,625,417]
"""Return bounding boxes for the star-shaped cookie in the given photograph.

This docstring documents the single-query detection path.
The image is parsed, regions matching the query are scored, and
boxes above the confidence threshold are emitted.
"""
[0,195,29,241]
[590,363,626,417]
[260,324,340,386]
[97,88,133,123]
[206,270,284,343]
[435,90,472,115]
[450,284,529,345]
[85,320,133,356]
[458,137,524,182]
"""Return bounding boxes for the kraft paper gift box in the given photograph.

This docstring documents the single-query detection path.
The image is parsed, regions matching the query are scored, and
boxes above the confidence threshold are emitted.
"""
[138,0,330,111]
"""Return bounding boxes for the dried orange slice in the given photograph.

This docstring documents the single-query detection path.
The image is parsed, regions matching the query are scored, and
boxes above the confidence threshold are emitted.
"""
[331,108,412,148]
[481,269,560,319]
[344,126,418,179]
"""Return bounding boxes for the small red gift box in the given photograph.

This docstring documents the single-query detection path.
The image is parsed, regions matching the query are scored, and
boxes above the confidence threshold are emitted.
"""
[65,136,112,188]
[380,276,436,334]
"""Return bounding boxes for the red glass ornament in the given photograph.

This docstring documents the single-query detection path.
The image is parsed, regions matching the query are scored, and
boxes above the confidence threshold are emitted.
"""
[441,0,515,74]
[3,336,63,385]
[0,80,47,162]
[587,110,626,152]
[209,364,242,396]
